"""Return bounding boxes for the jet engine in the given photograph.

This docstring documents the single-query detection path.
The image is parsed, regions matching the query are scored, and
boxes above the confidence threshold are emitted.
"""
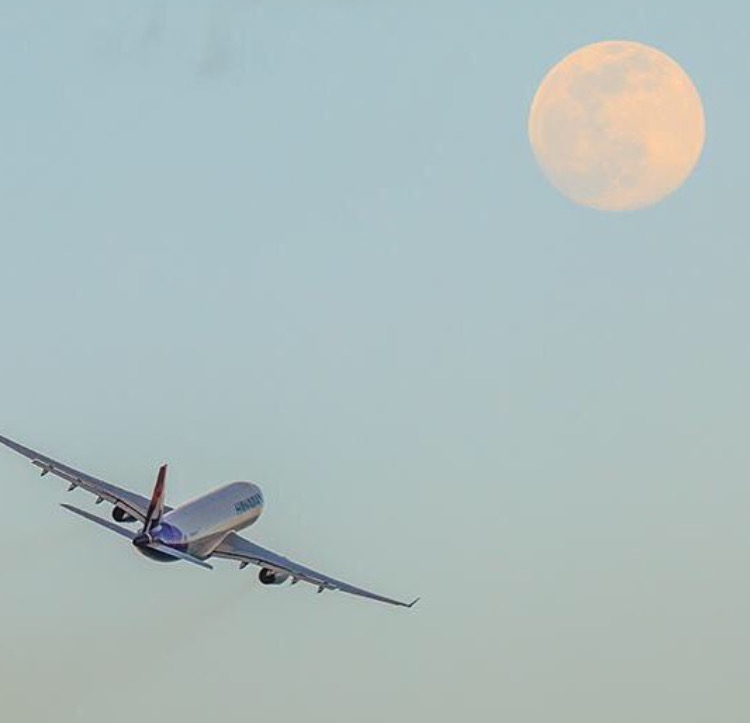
[259,567,290,585]
[112,506,137,523]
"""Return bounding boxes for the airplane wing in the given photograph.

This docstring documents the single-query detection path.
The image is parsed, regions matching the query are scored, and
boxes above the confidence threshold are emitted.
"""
[0,433,156,523]
[213,531,419,609]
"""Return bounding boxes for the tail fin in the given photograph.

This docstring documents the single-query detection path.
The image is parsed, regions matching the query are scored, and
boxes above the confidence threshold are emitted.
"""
[144,464,168,532]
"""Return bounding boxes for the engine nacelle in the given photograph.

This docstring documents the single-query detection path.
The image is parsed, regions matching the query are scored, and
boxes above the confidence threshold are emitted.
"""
[112,506,137,523]
[259,567,290,586]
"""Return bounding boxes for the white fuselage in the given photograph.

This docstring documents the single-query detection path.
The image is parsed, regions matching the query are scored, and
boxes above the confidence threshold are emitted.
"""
[141,481,263,561]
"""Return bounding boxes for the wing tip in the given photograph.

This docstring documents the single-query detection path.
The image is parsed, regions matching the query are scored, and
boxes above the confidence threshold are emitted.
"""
[406,597,421,609]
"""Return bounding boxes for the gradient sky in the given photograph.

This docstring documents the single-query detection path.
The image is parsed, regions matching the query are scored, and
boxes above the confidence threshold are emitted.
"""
[1,2,748,721]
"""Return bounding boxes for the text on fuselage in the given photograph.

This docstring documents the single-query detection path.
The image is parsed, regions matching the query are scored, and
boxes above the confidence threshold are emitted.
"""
[234,493,262,515]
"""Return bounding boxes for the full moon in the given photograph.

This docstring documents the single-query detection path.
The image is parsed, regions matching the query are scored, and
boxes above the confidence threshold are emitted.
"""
[528,41,706,211]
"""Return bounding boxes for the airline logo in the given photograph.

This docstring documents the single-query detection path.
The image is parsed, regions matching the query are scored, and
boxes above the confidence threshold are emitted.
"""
[234,492,263,515]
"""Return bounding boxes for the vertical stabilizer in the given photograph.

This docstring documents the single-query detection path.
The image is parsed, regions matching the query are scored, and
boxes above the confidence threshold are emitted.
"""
[144,464,167,532]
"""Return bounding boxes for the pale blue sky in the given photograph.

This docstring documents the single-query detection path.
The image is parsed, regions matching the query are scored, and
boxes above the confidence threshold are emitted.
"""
[1,1,749,721]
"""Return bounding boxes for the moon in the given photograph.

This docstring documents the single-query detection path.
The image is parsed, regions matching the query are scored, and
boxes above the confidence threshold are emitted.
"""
[528,41,706,211]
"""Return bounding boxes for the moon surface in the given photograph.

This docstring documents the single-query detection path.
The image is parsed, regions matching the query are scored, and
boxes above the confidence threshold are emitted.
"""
[528,41,706,211]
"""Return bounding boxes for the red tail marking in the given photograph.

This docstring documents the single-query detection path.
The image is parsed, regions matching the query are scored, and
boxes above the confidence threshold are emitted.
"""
[145,463,168,532]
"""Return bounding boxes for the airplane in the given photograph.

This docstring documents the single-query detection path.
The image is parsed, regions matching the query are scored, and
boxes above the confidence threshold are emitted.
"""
[0,433,418,608]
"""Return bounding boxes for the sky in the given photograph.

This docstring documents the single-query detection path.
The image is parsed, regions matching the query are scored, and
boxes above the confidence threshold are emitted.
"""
[0,1,749,721]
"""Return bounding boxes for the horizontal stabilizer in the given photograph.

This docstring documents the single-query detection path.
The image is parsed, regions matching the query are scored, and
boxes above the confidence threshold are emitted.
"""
[61,504,212,570]
[148,543,213,570]
[61,503,137,540]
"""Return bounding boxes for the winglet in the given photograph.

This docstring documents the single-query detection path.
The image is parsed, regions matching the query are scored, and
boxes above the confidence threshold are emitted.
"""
[407,597,421,609]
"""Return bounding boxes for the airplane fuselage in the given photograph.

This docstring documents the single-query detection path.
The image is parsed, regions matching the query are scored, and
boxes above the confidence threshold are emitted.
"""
[0,431,417,607]
[136,481,264,563]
